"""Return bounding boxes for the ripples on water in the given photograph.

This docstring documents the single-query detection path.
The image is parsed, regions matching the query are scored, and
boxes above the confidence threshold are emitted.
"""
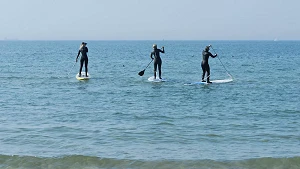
[0,41,299,168]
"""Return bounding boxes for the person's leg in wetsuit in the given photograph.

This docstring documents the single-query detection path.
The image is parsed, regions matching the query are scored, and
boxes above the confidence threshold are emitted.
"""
[153,60,158,79]
[201,62,206,82]
[201,62,211,83]
[206,64,211,83]
[157,58,162,79]
[79,58,84,76]
[84,57,88,77]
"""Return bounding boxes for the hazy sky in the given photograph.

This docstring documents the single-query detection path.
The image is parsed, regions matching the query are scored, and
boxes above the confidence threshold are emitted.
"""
[0,0,299,40]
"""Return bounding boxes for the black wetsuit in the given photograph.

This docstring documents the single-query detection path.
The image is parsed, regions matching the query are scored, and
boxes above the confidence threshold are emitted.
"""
[201,50,216,82]
[151,48,165,78]
[77,46,88,76]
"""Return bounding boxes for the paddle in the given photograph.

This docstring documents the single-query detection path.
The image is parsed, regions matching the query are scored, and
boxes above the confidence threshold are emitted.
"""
[138,59,153,76]
[210,45,233,79]
[67,62,76,77]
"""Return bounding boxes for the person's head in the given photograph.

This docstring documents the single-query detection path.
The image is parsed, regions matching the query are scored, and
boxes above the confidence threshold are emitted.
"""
[205,46,210,52]
[153,44,157,49]
[79,42,87,49]
[82,42,87,46]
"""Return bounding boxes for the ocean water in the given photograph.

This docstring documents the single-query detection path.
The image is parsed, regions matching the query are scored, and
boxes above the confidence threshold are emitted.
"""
[0,40,299,169]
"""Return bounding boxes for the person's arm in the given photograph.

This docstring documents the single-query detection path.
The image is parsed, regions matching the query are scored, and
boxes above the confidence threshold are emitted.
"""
[86,47,88,53]
[160,46,165,53]
[76,50,80,62]
[209,52,217,58]
[150,52,154,59]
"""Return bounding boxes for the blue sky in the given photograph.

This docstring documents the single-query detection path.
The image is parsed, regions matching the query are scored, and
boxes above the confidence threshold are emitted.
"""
[0,0,299,40]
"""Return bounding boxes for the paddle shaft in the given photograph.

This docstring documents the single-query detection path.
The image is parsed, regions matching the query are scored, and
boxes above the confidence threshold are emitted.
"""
[67,62,76,76]
[144,59,153,70]
[210,46,233,78]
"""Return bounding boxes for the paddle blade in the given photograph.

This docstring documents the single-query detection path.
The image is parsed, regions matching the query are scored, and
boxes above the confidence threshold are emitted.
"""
[138,70,145,76]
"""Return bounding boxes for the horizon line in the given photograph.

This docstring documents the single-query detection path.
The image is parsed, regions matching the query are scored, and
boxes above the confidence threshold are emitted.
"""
[1,39,299,41]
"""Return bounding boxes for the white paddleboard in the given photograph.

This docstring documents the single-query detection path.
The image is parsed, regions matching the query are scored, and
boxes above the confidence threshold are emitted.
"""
[148,76,166,82]
[211,79,233,83]
[184,78,233,85]
[76,72,90,80]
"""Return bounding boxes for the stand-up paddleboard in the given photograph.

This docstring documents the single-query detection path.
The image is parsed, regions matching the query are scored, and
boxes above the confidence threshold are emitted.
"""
[210,79,233,83]
[184,81,210,85]
[76,72,90,80]
[184,78,233,85]
[148,76,166,82]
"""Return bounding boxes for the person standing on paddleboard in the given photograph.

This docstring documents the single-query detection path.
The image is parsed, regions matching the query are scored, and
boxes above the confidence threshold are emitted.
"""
[201,45,217,83]
[150,44,165,79]
[76,42,89,77]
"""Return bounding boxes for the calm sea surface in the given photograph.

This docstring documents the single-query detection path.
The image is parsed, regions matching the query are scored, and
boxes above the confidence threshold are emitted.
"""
[0,40,299,169]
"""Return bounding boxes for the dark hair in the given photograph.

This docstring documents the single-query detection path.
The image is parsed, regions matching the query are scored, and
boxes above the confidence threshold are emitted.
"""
[205,46,210,51]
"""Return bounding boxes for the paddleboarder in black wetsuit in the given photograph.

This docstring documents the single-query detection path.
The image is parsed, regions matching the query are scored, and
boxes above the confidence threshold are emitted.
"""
[76,42,89,77]
[202,45,217,83]
[150,44,165,79]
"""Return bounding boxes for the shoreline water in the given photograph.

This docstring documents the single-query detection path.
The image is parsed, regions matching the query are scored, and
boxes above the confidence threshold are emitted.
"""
[1,155,299,169]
